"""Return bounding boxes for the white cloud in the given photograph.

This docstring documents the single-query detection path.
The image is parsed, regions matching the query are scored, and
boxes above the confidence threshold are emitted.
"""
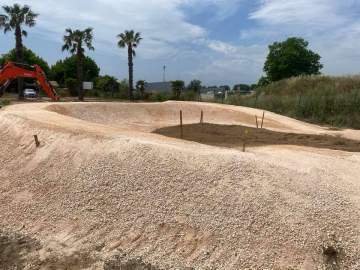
[247,0,360,77]
[250,0,349,28]
[191,43,267,84]
[1,0,206,59]
[208,40,237,54]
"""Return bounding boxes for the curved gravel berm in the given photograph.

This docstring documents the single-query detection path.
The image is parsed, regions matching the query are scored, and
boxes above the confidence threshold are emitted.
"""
[1,101,360,269]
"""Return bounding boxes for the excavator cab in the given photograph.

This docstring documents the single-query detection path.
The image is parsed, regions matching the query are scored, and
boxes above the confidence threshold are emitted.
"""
[0,61,59,101]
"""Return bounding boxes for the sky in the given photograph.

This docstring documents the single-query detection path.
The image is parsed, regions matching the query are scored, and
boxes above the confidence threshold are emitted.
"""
[1,0,360,86]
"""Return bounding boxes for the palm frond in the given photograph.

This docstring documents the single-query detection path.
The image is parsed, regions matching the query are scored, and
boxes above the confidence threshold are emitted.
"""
[0,14,7,26]
[62,27,94,54]
[61,44,70,52]
[118,40,126,48]
[84,27,94,50]
[1,3,37,34]
[65,28,73,35]
[117,30,142,58]
[2,5,12,14]
[25,10,38,27]
[3,24,11,33]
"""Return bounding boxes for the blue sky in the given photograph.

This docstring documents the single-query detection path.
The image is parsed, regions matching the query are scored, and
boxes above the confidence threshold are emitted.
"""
[1,0,360,86]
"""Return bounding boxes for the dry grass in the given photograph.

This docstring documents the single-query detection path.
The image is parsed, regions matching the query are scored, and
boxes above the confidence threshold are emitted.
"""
[227,75,360,129]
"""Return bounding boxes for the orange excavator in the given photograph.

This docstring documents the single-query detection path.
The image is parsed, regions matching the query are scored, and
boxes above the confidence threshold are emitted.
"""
[0,62,59,101]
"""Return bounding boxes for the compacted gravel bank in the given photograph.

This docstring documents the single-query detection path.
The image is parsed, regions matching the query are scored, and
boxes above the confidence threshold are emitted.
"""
[1,101,360,269]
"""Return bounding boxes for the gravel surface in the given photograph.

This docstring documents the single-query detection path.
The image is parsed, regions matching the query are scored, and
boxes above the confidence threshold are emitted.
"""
[0,101,360,269]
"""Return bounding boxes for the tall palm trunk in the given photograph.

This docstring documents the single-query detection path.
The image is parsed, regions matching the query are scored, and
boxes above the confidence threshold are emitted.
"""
[128,45,134,101]
[15,25,24,100]
[77,52,84,101]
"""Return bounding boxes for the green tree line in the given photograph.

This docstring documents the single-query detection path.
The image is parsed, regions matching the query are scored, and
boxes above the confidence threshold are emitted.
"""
[0,3,142,101]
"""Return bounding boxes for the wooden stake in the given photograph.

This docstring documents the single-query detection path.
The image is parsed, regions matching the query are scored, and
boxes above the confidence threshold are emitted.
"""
[180,110,183,138]
[243,128,249,152]
[200,110,204,124]
[261,111,265,129]
[255,115,259,128]
[33,135,40,147]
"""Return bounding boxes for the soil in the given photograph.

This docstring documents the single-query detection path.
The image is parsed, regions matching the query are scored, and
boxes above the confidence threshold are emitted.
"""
[155,123,360,152]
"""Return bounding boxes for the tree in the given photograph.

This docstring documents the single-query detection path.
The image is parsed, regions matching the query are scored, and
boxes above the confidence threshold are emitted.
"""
[117,30,142,101]
[136,80,146,99]
[0,4,38,99]
[187,79,202,100]
[118,79,129,99]
[50,56,100,86]
[95,75,119,98]
[220,85,230,91]
[62,28,94,101]
[171,80,184,99]
[257,76,270,87]
[264,37,323,82]
[0,47,50,75]
[233,84,250,92]
[65,78,78,97]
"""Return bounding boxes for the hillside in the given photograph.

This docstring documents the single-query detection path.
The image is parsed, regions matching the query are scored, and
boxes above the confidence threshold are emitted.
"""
[228,75,360,129]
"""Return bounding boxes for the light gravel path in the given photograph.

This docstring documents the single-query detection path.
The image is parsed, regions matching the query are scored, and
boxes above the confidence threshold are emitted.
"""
[0,101,360,269]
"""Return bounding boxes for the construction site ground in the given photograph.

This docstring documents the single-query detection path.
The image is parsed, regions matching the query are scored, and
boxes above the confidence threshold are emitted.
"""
[1,101,360,269]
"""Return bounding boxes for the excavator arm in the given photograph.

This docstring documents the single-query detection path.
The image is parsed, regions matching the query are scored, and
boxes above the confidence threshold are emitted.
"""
[0,62,60,101]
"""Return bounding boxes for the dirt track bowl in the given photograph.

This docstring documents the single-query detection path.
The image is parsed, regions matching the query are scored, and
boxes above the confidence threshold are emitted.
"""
[1,101,360,269]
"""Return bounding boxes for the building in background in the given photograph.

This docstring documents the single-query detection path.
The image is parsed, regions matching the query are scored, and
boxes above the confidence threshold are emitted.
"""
[144,82,172,94]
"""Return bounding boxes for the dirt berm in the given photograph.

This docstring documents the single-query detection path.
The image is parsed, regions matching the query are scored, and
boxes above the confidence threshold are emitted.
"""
[1,101,360,269]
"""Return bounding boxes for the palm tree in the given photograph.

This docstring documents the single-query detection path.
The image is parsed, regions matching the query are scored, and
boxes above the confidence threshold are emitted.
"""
[62,28,94,101]
[0,4,38,99]
[117,30,142,101]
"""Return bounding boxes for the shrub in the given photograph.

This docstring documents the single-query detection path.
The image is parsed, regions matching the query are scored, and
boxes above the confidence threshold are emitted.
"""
[0,99,11,107]
[150,92,170,102]
[180,90,197,101]
[65,78,78,97]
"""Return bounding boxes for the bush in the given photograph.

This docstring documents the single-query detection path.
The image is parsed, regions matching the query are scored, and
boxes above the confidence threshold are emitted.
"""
[0,99,11,107]
[150,92,170,102]
[56,88,70,97]
[84,89,100,98]
[65,78,78,97]
[180,90,197,101]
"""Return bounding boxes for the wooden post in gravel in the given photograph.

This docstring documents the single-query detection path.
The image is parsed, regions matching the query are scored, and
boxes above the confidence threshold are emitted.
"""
[180,110,183,139]
[33,135,40,147]
[200,110,204,125]
[261,111,265,129]
[255,115,259,128]
[243,129,249,152]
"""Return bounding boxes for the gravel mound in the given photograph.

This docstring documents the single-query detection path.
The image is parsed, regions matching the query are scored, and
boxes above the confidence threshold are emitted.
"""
[1,102,360,269]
